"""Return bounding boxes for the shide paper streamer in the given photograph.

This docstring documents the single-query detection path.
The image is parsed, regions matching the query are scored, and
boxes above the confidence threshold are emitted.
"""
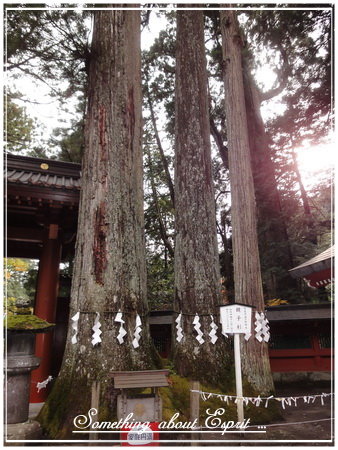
[114,311,127,344]
[175,312,183,343]
[71,311,80,344]
[69,309,271,348]
[37,375,53,393]
[91,312,102,346]
[132,314,142,348]
[192,389,333,410]
[255,311,270,343]
[193,313,204,344]
[209,315,218,344]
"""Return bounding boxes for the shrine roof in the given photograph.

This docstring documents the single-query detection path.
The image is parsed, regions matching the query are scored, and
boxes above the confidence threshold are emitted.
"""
[266,302,332,321]
[5,153,81,191]
[289,245,334,279]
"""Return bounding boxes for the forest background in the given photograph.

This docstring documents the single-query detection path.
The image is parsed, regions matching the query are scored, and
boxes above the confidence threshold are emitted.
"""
[4,1,334,317]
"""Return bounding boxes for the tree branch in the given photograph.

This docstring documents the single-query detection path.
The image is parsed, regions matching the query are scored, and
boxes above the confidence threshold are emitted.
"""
[145,76,175,208]
[259,45,291,102]
[209,115,229,169]
[146,147,174,258]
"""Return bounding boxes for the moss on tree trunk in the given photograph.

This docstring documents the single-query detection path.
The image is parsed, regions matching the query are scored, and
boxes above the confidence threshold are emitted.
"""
[220,9,274,395]
[38,9,158,439]
[173,9,231,386]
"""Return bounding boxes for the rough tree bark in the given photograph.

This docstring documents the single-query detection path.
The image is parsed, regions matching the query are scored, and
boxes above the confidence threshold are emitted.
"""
[38,9,157,438]
[220,9,274,394]
[173,10,230,386]
[242,57,298,299]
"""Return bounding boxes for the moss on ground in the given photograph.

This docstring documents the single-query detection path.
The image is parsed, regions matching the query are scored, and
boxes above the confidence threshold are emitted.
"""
[38,356,281,438]
[158,360,282,426]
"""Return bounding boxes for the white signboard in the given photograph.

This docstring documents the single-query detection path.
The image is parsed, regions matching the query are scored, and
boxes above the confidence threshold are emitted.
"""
[220,304,252,334]
[125,425,154,446]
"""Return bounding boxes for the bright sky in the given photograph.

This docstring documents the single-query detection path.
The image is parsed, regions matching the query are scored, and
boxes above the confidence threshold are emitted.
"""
[294,143,335,190]
[6,7,335,190]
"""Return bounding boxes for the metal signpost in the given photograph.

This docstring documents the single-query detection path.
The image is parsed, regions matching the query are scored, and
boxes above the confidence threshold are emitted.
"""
[219,303,254,423]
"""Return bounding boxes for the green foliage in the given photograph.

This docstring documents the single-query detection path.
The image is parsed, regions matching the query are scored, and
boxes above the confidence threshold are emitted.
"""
[249,9,332,146]
[5,7,90,161]
[49,115,84,163]
[146,253,174,310]
[4,258,38,311]
[5,8,333,310]
[6,8,90,99]
[4,93,35,153]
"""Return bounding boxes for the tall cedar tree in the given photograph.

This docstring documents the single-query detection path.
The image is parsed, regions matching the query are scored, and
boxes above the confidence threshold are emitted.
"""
[38,10,157,438]
[220,9,274,394]
[173,9,230,385]
[242,60,298,300]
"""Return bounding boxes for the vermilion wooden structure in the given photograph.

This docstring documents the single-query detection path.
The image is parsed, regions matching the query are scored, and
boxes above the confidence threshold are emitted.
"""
[5,154,80,402]
[5,154,333,403]
[289,245,334,288]
[149,304,333,374]
[267,303,332,373]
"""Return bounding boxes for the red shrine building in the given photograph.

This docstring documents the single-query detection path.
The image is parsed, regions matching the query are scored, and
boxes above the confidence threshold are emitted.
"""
[289,245,334,289]
[6,154,80,402]
[5,154,334,403]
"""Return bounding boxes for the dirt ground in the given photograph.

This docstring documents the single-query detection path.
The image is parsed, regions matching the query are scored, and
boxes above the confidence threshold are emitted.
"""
[182,382,334,447]
[7,382,333,447]
[232,382,333,446]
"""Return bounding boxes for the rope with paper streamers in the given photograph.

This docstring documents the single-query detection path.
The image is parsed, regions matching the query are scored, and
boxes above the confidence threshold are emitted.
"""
[69,306,148,316]
[174,312,270,344]
[70,310,144,347]
[191,389,333,409]
[70,309,271,347]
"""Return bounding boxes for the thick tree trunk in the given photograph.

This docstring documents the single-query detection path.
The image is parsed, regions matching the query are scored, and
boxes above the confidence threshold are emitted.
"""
[242,57,298,299]
[38,10,157,439]
[220,10,274,394]
[173,10,230,386]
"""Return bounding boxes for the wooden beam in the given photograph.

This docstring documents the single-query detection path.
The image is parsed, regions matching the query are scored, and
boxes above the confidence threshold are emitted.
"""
[8,184,80,206]
[7,226,44,243]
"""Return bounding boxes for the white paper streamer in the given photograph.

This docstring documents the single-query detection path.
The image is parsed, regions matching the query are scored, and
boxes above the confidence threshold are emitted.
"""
[114,312,127,344]
[37,375,53,393]
[244,332,251,341]
[193,389,333,409]
[132,314,142,348]
[209,315,218,344]
[71,311,80,344]
[193,314,204,344]
[265,395,274,408]
[175,313,184,343]
[254,311,263,342]
[92,312,102,346]
[262,311,270,342]
[254,311,270,343]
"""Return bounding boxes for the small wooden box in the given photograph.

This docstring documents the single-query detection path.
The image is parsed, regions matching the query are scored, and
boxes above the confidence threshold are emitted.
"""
[111,370,169,422]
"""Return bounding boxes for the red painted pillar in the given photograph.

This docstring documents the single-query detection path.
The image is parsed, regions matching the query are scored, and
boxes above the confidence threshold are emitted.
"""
[30,224,62,403]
